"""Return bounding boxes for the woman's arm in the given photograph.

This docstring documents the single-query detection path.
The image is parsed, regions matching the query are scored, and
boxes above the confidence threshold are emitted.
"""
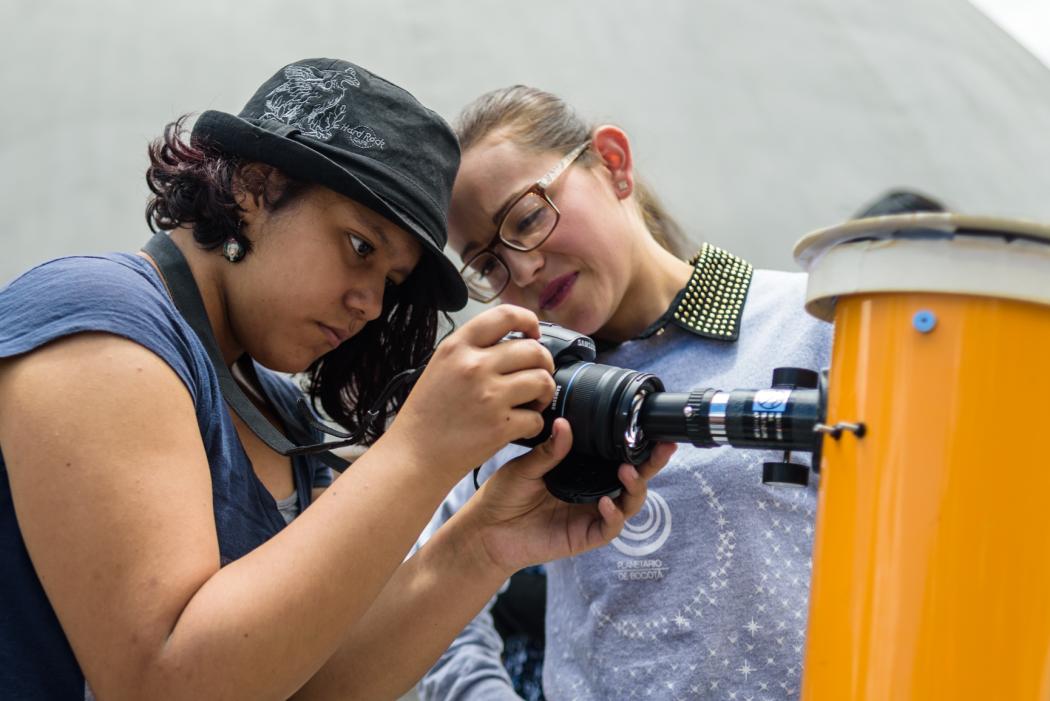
[414,465,524,701]
[0,307,559,700]
[412,463,523,700]
[292,432,567,701]
[0,333,451,699]
[295,423,676,700]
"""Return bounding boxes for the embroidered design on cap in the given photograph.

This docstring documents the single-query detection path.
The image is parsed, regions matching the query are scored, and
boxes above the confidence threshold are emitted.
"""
[261,64,385,149]
[671,243,753,341]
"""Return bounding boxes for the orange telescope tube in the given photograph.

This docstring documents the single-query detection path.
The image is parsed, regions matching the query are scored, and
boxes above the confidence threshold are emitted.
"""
[794,214,1050,700]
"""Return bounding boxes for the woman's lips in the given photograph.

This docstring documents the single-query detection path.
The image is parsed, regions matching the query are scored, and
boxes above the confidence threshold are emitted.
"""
[318,322,348,348]
[539,272,578,311]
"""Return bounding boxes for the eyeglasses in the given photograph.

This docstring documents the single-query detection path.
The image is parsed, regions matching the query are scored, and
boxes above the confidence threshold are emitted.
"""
[459,141,591,302]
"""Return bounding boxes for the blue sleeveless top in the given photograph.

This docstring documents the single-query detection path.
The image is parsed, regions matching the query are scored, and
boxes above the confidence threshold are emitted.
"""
[0,254,334,699]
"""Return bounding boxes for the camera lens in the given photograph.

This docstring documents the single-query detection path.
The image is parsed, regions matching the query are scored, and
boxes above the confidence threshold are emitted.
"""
[513,361,662,503]
[551,361,664,464]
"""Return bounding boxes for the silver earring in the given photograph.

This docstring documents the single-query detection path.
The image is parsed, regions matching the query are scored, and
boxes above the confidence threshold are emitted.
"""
[222,236,245,263]
[616,181,629,192]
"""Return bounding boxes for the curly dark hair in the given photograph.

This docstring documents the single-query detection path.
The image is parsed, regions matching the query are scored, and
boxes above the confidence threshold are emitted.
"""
[145,115,446,444]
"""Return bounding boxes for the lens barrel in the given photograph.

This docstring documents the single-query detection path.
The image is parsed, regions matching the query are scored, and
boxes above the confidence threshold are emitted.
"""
[553,361,664,463]
[518,361,663,461]
[515,361,663,503]
[639,388,821,452]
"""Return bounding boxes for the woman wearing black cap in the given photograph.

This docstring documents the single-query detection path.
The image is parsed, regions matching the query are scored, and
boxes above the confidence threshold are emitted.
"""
[0,59,672,700]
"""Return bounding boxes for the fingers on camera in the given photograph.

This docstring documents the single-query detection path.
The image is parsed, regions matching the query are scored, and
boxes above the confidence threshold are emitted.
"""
[468,305,539,346]
[503,369,556,409]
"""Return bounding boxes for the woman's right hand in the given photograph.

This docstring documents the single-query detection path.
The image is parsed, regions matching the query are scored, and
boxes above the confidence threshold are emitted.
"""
[385,304,556,482]
[461,419,677,575]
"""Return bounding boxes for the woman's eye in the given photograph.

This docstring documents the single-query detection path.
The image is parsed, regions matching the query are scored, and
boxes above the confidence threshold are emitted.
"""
[515,208,544,234]
[348,233,375,258]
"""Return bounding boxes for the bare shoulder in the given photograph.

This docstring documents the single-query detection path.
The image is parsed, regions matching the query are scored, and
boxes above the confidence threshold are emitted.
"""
[0,332,221,689]
[0,333,201,448]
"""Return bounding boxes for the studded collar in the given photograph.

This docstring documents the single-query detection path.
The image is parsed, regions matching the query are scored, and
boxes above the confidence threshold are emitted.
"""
[633,243,753,342]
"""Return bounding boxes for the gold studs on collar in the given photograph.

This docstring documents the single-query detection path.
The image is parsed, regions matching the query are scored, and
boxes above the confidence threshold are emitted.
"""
[671,243,753,341]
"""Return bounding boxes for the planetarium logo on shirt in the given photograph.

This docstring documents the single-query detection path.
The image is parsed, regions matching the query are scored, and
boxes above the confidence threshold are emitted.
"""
[611,490,672,558]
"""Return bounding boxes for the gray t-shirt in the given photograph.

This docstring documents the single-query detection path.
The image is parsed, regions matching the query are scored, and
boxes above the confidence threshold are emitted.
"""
[419,270,832,700]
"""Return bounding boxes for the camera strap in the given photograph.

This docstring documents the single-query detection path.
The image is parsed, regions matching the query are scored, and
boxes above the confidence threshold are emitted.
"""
[141,233,350,472]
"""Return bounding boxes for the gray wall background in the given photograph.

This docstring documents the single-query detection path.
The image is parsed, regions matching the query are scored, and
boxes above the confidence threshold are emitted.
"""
[3,0,1050,288]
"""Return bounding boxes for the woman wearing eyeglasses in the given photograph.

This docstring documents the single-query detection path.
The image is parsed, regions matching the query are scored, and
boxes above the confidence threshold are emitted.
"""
[0,62,674,701]
[417,86,833,700]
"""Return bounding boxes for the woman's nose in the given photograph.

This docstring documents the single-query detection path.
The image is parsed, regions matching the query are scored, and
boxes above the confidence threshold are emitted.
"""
[503,247,544,288]
[344,280,384,322]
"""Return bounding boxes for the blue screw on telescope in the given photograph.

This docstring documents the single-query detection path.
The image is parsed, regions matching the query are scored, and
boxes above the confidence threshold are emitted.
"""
[912,310,937,333]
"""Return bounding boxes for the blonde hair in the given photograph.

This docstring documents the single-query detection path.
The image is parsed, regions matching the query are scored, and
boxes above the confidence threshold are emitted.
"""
[456,86,689,257]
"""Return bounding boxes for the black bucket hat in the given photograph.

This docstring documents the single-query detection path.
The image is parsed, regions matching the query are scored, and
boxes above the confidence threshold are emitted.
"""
[192,58,467,311]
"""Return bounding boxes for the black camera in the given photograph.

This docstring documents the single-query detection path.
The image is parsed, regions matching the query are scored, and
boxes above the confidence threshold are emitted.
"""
[514,323,830,503]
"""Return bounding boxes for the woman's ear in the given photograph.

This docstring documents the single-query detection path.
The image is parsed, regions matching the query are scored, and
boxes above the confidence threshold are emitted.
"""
[591,125,634,200]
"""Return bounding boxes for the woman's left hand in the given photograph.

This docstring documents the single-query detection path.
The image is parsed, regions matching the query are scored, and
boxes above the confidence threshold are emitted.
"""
[461,418,676,575]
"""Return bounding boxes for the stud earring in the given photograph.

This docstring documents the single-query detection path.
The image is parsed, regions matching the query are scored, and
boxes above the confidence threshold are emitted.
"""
[222,237,246,263]
[616,181,629,193]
